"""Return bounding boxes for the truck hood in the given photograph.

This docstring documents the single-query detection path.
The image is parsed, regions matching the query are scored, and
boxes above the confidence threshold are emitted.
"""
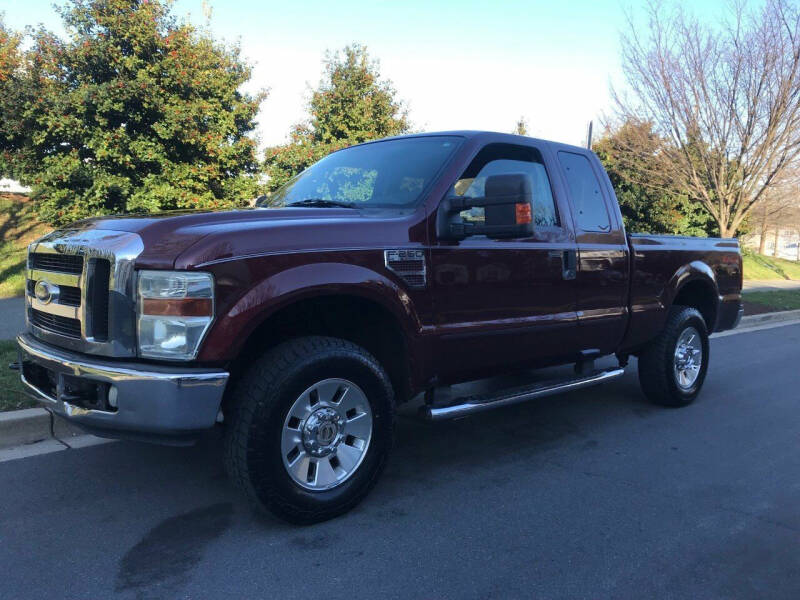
[66,207,416,269]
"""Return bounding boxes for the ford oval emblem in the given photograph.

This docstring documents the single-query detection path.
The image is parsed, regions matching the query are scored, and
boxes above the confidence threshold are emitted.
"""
[34,280,59,305]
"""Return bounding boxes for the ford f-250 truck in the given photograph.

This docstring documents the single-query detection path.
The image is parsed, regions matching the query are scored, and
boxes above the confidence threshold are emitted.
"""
[16,131,743,523]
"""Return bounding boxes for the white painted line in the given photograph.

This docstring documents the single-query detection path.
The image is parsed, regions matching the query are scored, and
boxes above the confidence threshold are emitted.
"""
[712,318,800,338]
[0,439,67,463]
[0,435,114,463]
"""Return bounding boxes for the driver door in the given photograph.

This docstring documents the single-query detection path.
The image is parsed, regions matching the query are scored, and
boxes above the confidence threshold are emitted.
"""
[430,142,581,383]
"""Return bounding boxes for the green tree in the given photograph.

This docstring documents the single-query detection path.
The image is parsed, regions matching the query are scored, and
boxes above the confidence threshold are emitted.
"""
[595,119,715,236]
[0,16,29,180]
[264,44,409,194]
[19,0,265,226]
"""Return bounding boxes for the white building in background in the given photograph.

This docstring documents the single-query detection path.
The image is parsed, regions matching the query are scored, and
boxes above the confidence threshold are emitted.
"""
[743,228,800,261]
[0,179,31,194]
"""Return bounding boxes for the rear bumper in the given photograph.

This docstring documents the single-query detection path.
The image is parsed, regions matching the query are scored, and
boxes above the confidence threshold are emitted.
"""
[16,333,229,444]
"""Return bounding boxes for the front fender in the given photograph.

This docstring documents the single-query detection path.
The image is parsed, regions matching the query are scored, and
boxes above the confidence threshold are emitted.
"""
[197,262,421,362]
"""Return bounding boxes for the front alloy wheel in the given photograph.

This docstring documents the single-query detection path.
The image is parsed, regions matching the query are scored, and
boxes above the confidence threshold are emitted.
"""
[281,378,373,491]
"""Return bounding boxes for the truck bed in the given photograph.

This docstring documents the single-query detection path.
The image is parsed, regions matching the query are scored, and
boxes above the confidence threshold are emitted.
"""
[622,234,743,350]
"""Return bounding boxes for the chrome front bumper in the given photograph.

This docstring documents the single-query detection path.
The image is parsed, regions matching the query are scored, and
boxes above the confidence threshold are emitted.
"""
[17,333,229,443]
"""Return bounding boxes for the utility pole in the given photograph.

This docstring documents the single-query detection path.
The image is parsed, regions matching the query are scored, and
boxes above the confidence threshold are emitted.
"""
[586,121,593,150]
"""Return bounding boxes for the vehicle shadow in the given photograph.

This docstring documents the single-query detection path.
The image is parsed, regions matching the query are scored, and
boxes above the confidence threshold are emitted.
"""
[240,361,654,528]
[385,366,650,484]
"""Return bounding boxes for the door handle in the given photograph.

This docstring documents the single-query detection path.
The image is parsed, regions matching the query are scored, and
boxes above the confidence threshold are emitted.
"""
[562,250,577,280]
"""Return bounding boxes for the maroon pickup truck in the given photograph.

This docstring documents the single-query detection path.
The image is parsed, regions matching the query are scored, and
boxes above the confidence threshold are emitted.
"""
[16,131,742,523]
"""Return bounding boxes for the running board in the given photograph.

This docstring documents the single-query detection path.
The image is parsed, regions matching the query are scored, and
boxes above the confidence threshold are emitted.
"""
[421,368,626,421]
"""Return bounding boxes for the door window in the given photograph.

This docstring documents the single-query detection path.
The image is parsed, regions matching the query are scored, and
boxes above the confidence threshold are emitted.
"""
[557,151,610,232]
[453,144,559,229]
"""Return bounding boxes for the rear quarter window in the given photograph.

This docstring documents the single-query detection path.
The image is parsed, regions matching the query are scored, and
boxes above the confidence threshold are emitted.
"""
[557,151,610,233]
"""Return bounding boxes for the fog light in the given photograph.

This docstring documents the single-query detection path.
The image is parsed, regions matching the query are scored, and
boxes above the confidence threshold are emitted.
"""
[108,385,118,408]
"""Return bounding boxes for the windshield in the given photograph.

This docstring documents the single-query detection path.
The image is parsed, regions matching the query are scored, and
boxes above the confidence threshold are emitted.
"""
[264,136,461,209]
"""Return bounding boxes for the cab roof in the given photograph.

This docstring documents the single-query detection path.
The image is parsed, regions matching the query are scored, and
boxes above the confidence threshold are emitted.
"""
[357,130,593,155]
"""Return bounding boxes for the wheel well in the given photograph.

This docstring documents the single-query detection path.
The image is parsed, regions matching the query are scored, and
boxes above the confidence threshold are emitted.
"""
[227,295,412,404]
[672,280,718,331]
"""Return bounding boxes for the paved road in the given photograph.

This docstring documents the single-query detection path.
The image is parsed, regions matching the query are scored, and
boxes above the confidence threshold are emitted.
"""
[0,296,24,340]
[1,324,799,599]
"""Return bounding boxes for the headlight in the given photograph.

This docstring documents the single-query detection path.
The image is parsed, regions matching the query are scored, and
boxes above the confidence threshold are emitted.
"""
[136,270,214,360]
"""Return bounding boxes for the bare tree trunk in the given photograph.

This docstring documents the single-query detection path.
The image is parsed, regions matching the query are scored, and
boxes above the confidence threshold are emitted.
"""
[613,1,800,240]
[759,203,769,254]
[719,222,734,238]
[773,229,781,257]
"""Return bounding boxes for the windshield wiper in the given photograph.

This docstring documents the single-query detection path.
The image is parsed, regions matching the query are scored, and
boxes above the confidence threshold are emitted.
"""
[289,198,357,209]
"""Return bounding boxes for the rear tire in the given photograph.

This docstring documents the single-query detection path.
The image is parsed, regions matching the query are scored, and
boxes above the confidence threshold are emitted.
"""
[224,336,394,524]
[638,306,709,407]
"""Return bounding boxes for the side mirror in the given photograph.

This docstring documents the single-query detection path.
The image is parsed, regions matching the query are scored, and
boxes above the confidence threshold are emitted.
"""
[436,173,534,241]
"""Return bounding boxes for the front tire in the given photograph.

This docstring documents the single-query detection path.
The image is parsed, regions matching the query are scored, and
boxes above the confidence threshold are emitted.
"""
[638,306,710,407]
[224,336,394,524]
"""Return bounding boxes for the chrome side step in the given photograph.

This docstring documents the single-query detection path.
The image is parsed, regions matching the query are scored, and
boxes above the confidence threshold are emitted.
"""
[421,368,626,421]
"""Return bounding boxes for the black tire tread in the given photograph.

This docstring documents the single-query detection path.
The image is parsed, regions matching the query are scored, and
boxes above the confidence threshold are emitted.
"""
[638,306,709,407]
[223,336,394,524]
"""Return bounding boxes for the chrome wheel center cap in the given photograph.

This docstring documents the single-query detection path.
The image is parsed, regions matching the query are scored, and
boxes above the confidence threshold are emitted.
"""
[302,407,345,457]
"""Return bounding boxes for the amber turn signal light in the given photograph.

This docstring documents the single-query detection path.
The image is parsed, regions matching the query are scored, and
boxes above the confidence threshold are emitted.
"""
[515,203,532,225]
[140,297,213,317]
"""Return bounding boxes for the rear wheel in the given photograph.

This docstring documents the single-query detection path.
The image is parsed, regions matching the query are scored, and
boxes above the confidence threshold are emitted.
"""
[224,336,394,524]
[638,306,710,407]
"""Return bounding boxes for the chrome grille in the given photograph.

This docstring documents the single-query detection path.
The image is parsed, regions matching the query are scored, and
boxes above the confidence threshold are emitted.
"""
[30,309,82,338]
[30,253,84,274]
[59,286,82,306]
[27,279,81,306]
[25,229,144,357]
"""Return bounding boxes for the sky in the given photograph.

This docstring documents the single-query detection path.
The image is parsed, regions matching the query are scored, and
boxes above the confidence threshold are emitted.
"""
[1,0,730,150]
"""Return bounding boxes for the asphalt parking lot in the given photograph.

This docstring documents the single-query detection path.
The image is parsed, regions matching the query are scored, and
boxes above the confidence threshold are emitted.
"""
[1,323,799,599]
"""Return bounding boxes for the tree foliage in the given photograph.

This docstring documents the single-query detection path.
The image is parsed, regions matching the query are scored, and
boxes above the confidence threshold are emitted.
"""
[10,0,265,226]
[264,44,409,194]
[512,117,528,136]
[595,119,714,236]
[0,16,30,179]
[615,0,800,237]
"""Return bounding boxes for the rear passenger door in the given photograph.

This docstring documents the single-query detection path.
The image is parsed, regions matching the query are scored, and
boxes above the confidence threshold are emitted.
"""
[556,150,629,355]
[430,143,581,382]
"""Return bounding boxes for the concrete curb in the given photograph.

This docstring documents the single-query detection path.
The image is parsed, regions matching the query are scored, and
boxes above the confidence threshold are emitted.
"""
[0,408,51,449]
[711,310,800,339]
[738,309,800,327]
[0,407,85,450]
